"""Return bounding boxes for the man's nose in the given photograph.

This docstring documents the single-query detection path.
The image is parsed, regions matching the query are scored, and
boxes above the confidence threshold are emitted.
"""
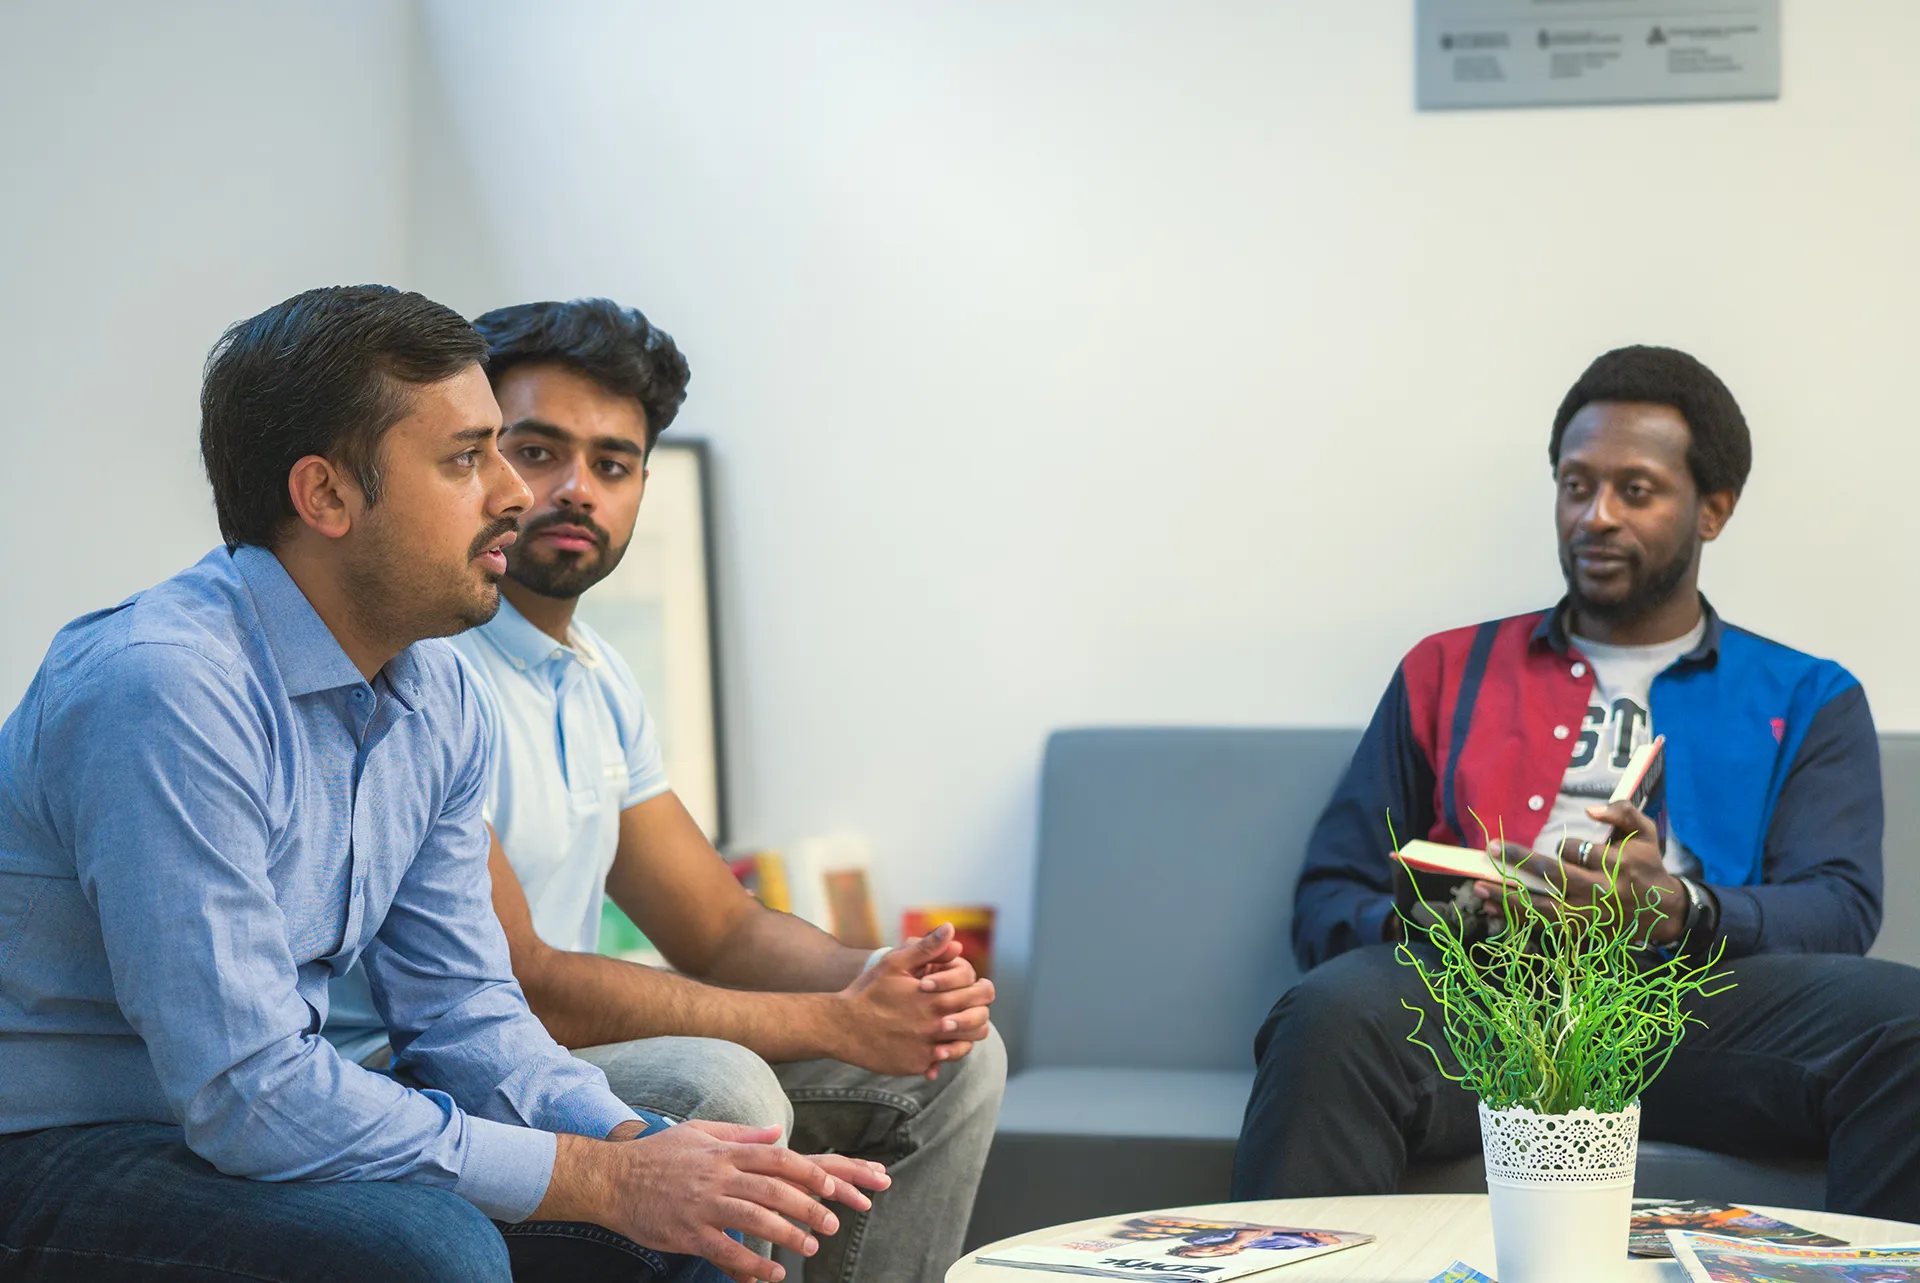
[1581,485,1621,530]
[551,459,596,512]
[492,454,533,518]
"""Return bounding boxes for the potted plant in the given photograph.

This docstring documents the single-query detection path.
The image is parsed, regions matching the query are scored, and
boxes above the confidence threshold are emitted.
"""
[1393,828,1730,1283]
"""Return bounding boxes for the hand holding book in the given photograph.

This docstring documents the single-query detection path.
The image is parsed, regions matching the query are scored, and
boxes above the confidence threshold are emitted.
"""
[1474,737,1685,944]
[1479,798,1686,945]
[1394,738,1691,944]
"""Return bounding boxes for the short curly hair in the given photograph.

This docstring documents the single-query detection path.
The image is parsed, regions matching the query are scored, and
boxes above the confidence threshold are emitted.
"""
[472,298,690,450]
[1549,345,1752,496]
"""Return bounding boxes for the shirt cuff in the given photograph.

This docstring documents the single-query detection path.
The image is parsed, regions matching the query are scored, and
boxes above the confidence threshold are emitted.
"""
[1707,884,1760,957]
[1359,897,1396,947]
[455,1116,558,1223]
[543,1078,644,1143]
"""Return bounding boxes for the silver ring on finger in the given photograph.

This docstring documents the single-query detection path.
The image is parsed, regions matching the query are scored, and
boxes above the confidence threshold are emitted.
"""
[1577,840,1595,867]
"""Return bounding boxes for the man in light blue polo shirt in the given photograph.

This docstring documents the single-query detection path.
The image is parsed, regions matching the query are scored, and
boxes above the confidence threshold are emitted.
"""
[0,287,879,1283]
[328,299,1004,1283]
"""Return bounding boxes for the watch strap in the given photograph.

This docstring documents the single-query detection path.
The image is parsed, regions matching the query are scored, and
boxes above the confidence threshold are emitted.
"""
[1676,875,1714,943]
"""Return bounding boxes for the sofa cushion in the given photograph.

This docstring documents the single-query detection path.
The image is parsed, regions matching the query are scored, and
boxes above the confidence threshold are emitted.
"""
[997,1066,1255,1140]
[990,1065,1826,1209]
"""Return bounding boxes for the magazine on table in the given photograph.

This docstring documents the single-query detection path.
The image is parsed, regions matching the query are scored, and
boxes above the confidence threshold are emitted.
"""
[1629,1198,1847,1257]
[1668,1231,1920,1281]
[975,1214,1373,1280]
[1425,1263,1494,1283]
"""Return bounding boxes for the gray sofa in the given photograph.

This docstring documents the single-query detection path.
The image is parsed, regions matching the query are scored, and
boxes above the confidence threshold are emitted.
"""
[965,728,1920,1249]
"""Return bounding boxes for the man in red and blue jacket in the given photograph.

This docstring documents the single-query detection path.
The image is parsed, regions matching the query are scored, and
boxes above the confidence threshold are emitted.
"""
[1233,346,1920,1219]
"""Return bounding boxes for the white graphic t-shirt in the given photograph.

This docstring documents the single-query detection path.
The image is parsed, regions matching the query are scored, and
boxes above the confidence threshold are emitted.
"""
[1534,618,1706,876]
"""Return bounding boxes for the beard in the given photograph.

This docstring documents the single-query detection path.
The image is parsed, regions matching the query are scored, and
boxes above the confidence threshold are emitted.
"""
[342,514,515,649]
[1559,527,1697,627]
[506,509,630,600]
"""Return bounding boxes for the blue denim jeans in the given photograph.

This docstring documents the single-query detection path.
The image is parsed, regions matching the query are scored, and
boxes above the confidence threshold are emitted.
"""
[0,1122,727,1282]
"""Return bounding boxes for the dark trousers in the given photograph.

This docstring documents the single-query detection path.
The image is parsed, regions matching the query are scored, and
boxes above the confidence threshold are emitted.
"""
[0,1123,724,1283]
[1232,945,1920,1219]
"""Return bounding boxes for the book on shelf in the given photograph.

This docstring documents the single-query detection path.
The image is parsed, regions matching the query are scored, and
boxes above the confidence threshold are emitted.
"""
[786,832,885,949]
[975,1214,1372,1281]
[726,850,792,914]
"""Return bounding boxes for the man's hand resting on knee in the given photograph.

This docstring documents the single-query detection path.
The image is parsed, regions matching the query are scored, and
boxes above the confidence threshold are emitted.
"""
[831,923,996,1080]
[534,1120,891,1283]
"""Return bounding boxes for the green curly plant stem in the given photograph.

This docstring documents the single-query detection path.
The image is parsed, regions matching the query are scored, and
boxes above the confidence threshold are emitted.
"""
[1389,811,1733,1116]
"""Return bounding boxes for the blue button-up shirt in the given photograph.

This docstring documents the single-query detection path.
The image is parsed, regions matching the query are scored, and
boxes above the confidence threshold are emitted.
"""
[327,598,671,1060]
[0,547,637,1220]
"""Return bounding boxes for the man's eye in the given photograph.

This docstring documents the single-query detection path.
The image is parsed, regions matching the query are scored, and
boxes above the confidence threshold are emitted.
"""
[598,460,631,479]
[454,451,479,468]
[517,446,552,464]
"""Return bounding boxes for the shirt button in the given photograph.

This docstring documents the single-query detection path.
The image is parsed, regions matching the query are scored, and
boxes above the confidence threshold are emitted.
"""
[1528,795,1545,811]
[1553,725,1570,740]
[1571,662,1588,679]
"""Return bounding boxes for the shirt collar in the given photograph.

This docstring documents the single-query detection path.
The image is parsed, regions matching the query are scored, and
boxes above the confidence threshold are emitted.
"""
[474,594,599,673]
[231,546,370,697]
[1529,594,1723,665]
[229,545,430,704]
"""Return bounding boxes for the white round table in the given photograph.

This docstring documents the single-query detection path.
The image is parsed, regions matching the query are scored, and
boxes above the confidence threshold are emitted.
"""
[946,1193,1920,1281]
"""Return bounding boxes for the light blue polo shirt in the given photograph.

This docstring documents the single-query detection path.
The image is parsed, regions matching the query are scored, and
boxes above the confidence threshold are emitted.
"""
[326,596,670,1061]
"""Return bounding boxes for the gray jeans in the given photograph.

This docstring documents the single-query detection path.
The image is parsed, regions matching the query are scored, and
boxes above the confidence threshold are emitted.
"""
[575,1027,1005,1283]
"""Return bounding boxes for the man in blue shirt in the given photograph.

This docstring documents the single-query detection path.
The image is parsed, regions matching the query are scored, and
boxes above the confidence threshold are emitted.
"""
[0,286,882,1283]
[325,299,1003,1283]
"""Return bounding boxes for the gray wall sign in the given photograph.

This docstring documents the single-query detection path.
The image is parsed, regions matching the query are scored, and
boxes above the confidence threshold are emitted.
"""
[1417,0,1780,110]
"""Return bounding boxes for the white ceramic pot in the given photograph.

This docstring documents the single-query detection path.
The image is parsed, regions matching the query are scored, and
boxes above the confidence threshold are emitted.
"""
[1479,1100,1641,1283]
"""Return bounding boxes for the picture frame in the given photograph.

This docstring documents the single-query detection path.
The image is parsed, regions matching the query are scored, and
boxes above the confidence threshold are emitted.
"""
[574,438,729,844]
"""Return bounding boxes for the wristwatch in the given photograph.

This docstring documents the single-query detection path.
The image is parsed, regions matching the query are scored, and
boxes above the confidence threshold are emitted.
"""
[1674,875,1718,944]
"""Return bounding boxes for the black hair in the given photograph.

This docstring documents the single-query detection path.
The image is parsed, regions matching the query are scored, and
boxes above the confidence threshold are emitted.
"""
[471,298,690,450]
[1549,345,1752,496]
[200,285,487,549]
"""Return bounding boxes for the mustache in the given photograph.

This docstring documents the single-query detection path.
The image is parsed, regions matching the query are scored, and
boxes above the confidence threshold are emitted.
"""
[521,509,612,551]
[467,517,519,560]
[1567,539,1636,558]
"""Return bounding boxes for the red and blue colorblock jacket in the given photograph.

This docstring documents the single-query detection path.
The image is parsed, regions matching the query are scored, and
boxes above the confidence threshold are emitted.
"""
[1293,599,1882,971]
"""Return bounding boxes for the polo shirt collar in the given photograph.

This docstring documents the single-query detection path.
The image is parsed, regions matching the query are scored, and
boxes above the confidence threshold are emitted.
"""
[1530,593,1724,665]
[473,595,600,673]
[229,545,431,704]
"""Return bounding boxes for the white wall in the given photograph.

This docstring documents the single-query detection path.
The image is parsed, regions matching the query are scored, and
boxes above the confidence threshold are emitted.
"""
[0,0,414,709]
[8,3,1917,1047]
[410,1,1920,1035]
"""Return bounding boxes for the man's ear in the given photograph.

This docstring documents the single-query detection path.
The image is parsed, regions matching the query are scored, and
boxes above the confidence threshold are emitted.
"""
[1698,489,1738,543]
[287,455,363,540]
